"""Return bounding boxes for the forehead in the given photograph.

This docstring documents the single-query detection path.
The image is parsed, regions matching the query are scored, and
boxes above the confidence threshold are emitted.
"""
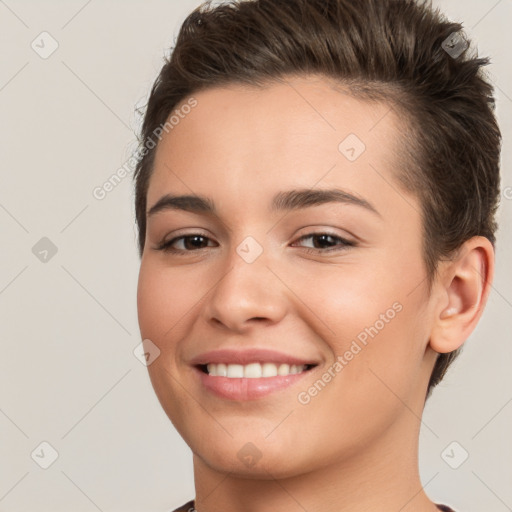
[147,75,406,214]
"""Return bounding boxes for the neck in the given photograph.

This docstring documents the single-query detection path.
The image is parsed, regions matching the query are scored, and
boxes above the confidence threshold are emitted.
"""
[191,410,438,512]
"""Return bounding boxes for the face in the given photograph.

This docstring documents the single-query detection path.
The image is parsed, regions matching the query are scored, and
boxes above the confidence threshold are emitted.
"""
[137,75,439,478]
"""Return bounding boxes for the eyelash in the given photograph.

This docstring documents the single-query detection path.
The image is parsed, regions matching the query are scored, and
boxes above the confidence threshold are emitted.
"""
[155,232,355,255]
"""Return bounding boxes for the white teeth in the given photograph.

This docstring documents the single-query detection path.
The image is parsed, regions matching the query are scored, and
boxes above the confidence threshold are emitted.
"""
[205,362,308,378]
[227,364,244,378]
[277,363,290,375]
[262,362,278,377]
[244,363,262,378]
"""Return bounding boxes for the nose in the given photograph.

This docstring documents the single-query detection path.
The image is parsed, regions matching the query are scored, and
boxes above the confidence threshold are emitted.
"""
[202,242,288,333]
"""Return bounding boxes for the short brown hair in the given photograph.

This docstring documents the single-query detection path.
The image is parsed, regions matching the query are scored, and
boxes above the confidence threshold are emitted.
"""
[133,0,501,397]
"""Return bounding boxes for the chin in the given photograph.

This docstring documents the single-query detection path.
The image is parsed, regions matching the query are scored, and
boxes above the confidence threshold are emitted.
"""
[196,446,306,480]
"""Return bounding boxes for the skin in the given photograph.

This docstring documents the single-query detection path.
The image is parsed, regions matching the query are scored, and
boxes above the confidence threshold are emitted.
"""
[136,74,494,512]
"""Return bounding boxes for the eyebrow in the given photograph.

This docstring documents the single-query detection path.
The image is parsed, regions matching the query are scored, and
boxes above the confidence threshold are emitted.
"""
[147,188,381,218]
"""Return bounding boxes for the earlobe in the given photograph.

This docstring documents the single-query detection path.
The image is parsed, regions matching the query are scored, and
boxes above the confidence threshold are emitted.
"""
[429,236,494,354]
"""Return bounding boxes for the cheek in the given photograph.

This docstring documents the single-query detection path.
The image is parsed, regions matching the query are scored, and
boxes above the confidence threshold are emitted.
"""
[137,263,167,341]
[287,268,429,457]
[136,261,198,429]
[136,260,197,343]
[294,248,429,393]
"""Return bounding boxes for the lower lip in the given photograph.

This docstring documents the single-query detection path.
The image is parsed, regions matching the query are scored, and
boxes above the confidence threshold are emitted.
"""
[195,366,312,400]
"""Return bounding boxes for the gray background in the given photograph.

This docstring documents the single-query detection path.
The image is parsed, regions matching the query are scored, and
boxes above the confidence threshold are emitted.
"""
[0,1,510,511]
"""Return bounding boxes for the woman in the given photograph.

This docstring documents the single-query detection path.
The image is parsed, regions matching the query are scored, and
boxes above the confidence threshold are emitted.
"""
[133,0,501,510]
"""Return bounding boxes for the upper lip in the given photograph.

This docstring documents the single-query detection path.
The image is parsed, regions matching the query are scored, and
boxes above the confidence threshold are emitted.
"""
[189,348,319,366]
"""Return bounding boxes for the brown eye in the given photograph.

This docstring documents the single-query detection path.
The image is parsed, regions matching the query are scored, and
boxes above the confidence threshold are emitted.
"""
[156,234,217,253]
[292,233,354,253]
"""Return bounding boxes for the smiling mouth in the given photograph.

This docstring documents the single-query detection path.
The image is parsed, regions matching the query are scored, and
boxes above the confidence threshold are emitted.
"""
[198,362,317,378]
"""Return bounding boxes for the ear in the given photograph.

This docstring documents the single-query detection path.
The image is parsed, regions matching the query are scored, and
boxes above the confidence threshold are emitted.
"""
[429,236,495,354]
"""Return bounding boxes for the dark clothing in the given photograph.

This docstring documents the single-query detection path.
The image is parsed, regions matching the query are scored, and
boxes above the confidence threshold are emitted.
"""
[173,501,195,512]
[172,499,456,511]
